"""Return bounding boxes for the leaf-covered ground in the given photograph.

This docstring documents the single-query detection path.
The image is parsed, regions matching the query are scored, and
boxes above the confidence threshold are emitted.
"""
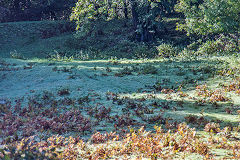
[0,56,239,159]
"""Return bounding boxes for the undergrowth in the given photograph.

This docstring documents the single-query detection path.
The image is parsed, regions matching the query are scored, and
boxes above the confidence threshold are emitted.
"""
[1,123,239,159]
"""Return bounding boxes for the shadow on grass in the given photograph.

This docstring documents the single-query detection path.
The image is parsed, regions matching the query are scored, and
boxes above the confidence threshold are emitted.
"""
[0,56,238,141]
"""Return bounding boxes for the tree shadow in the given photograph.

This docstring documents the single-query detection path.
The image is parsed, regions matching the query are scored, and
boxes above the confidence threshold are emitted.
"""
[0,57,238,139]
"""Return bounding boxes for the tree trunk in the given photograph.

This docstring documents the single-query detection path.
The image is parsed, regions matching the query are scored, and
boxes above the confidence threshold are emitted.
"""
[13,0,21,11]
[129,0,138,30]
[140,23,153,42]
[123,0,128,19]
[129,0,154,42]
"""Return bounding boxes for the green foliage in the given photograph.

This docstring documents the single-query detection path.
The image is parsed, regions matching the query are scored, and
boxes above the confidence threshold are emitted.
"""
[70,0,178,42]
[103,40,157,59]
[196,35,240,55]
[179,48,195,58]
[175,0,240,35]
[156,43,178,57]
[131,43,158,58]
[1,0,75,21]
[49,50,75,62]
[70,0,121,31]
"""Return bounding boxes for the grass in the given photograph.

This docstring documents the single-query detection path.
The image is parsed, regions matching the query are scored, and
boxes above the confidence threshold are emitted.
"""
[0,20,239,159]
[0,20,150,59]
[1,55,240,159]
[0,18,189,60]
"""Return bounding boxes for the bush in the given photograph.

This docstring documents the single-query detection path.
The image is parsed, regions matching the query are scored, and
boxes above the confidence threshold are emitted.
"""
[196,40,221,56]
[196,35,240,55]
[133,44,158,59]
[156,43,178,58]
[178,48,195,58]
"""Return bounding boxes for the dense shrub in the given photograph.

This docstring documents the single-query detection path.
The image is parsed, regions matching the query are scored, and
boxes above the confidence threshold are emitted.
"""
[196,35,240,55]
[156,43,178,58]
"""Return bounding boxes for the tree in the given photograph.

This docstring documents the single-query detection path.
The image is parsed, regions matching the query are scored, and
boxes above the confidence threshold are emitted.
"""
[0,0,76,21]
[175,0,240,36]
[70,0,176,42]
[0,6,10,22]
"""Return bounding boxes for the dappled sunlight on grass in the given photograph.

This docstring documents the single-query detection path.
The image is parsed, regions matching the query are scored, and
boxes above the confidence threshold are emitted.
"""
[1,55,240,159]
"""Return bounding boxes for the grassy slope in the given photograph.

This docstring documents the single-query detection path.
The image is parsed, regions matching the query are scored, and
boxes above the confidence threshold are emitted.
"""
[0,20,239,159]
[0,20,144,59]
[0,56,239,159]
[0,18,188,59]
[0,20,75,58]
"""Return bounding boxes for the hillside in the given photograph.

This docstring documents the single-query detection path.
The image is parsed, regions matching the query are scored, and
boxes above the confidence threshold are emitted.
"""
[0,20,239,159]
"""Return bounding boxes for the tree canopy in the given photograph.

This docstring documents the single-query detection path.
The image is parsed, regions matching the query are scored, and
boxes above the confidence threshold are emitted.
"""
[70,0,176,42]
[175,0,240,36]
[0,0,76,21]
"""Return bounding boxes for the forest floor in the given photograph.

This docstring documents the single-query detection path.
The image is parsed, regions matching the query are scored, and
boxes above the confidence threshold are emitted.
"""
[0,20,239,159]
